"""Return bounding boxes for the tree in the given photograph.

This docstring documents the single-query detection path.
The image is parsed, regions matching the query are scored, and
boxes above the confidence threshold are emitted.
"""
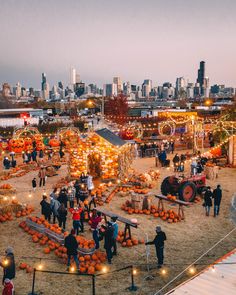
[104,94,129,123]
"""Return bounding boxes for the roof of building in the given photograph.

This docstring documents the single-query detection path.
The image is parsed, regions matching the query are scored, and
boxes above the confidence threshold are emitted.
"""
[165,249,236,295]
[95,128,126,147]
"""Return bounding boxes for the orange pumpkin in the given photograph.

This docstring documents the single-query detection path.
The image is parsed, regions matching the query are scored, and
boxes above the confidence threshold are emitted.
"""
[49,139,60,147]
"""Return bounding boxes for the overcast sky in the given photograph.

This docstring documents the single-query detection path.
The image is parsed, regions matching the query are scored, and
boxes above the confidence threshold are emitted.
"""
[0,0,236,89]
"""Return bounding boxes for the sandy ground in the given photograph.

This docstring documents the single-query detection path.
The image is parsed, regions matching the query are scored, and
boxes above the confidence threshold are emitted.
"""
[0,153,236,295]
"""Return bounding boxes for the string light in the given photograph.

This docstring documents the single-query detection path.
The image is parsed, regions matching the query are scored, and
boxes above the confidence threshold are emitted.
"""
[188,267,196,275]
[102,266,108,273]
[160,268,167,276]
[133,268,137,275]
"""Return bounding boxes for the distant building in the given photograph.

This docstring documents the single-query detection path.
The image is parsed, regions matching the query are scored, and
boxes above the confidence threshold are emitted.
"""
[69,67,76,90]
[103,83,118,96]
[197,61,205,88]
[75,82,85,97]
[113,77,123,93]
[176,77,186,99]
[41,73,47,91]
[1,83,11,97]
[142,79,152,98]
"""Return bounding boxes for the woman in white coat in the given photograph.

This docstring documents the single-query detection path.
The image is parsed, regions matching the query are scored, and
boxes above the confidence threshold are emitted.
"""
[87,172,94,196]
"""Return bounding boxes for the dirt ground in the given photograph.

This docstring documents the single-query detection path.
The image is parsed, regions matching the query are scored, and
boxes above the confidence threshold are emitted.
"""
[0,153,236,295]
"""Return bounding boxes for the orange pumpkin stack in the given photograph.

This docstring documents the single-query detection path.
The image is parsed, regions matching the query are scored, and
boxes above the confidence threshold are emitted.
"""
[0,212,14,223]
[116,231,145,248]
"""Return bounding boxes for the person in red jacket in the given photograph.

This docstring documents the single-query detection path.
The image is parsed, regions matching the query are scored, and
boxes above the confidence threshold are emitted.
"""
[69,205,83,235]
[90,210,102,249]
[2,279,14,295]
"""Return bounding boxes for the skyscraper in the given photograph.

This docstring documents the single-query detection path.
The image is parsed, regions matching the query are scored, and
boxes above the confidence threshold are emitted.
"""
[70,67,76,88]
[142,79,152,98]
[197,61,205,89]
[41,73,47,91]
[113,77,123,93]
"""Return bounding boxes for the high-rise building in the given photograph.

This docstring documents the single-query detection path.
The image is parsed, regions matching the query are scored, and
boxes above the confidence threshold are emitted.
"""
[142,79,152,98]
[176,77,186,99]
[2,83,11,97]
[103,84,118,96]
[70,67,76,88]
[75,82,85,97]
[13,82,21,98]
[113,77,123,93]
[76,73,81,83]
[197,61,205,87]
[41,73,47,91]
[42,82,50,100]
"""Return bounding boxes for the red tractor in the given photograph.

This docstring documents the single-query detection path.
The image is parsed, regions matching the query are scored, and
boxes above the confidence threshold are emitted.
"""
[161,174,206,202]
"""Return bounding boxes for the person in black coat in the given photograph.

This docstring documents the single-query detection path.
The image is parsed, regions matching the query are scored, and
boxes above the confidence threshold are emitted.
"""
[58,203,67,230]
[204,187,213,216]
[213,185,222,217]
[64,229,79,270]
[146,226,167,268]
[0,247,15,284]
[173,154,180,172]
[40,195,51,222]
[74,180,80,204]
[58,188,68,208]
[101,222,114,264]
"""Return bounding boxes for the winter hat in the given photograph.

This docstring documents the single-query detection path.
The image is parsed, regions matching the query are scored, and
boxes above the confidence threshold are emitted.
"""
[5,247,14,254]
[156,226,162,233]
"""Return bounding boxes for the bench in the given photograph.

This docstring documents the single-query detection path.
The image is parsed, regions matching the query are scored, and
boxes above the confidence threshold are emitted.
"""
[96,208,138,242]
[155,194,192,220]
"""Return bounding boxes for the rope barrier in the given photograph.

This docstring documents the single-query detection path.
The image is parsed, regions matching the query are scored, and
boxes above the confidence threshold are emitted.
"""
[153,226,236,295]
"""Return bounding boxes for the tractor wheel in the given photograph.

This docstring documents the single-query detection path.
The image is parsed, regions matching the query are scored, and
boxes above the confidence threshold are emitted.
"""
[161,176,179,196]
[178,181,197,202]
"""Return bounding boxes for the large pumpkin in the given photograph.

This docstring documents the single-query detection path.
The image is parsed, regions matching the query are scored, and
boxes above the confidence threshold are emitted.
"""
[24,137,33,146]
[9,138,25,153]
[49,139,60,147]
[36,141,45,151]
[34,134,43,142]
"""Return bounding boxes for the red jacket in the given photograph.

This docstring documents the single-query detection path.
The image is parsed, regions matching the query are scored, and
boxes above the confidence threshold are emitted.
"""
[69,208,82,221]
[90,216,102,230]
[3,279,14,295]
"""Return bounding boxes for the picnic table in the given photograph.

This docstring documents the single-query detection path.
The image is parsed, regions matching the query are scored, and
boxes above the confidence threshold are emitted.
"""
[96,208,138,242]
[155,194,192,220]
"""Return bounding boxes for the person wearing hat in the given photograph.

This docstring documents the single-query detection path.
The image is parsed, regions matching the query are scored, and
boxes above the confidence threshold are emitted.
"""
[0,247,15,285]
[3,157,10,170]
[111,216,119,256]
[145,226,167,268]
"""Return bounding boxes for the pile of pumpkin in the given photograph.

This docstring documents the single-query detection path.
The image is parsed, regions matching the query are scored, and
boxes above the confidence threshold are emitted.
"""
[9,134,45,153]
[0,212,14,223]
[19,220,107,274]
[121,202,182,223]
[15,205,34,218]
[0,183,13,190]
[28,216,67,236]
[19,262,33,274]
[116,231,145,247]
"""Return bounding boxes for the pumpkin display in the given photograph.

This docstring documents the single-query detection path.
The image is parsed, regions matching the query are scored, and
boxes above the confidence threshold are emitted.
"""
[24,137,33,146]
[49,138,60,147]
[9,138,25,153]
[36,141,45,151]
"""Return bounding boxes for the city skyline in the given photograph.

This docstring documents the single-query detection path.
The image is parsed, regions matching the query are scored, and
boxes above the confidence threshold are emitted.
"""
[0,0,236,88]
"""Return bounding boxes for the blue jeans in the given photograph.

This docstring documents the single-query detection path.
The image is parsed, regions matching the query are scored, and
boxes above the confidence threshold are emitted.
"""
[205,206,211,216]
[67,254,79,269]
[106,248,112,263]
[214,205,220,216]
[93,230,99,249]
[73,220,82,235]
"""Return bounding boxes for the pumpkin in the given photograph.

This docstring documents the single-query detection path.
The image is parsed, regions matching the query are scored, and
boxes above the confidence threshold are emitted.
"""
[44,247,50,254]
[9,138,25,153]
[19,263,27,270]
[36,141,45,151]
[49,139,60,147]
[24,137,33,146]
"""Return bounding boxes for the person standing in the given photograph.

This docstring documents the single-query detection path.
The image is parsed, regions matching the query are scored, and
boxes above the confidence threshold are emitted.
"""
[31,149,37,162]
[74,180,80,204]
[50,197,61,224]
[87,173,94,196]
[204,187,213,216]
[69,206,83,235]
[145,226,167,268]
[170,140,175,154]
[38,166,46,187]
[50,188,58,200]
[111,216,119,256]
[32,177,37,191]
[102,222,114,264]
[173,153,180,172]
[213,184,222,217]
[0,247,15,285]
[64,229,80,271]
[90,210,102,249]
[68,183,76,208]
[40,195,51,222]
[2,278,14,295]
[58,188,68,208]
[39,149,44,159]
[58,203,67,230]
[3,157,10,169]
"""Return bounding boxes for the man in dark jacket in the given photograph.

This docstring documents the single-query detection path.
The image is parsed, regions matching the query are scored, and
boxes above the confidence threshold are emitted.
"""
[146,226,167,268]
[213,184,222,217]
[0,247,15,284]
[204,187,213,216]
[58,188,68,208]
[102,222,114,264]
[64,229,79,271]
[173,154,180,172]
[40,195,51,222]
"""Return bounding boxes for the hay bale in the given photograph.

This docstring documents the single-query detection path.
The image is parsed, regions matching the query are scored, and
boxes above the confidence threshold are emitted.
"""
[0,188,16,196]
[0,203,23,215]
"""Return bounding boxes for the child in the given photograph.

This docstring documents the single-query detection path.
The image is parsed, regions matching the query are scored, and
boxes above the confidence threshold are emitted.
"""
[32,177,37,191]
[2,278,14,295]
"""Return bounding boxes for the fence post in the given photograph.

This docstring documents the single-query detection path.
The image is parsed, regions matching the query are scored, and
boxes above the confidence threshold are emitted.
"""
[92,275,96,295]
[28,268,38,295]
[128,265,138,291]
